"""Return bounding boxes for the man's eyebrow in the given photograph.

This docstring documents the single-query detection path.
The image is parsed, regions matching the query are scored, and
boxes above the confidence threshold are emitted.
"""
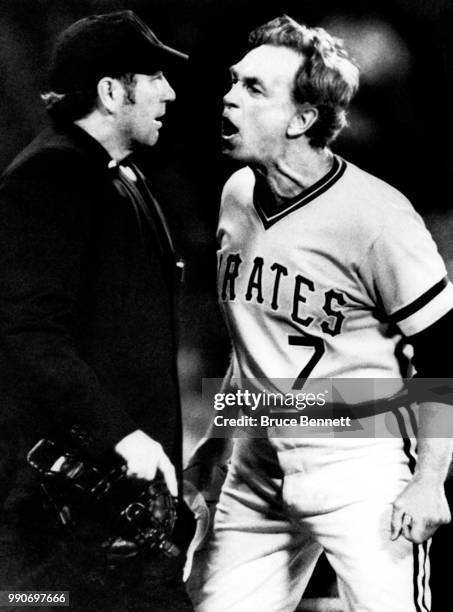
[245,76,265,88]
[228,67,266,89]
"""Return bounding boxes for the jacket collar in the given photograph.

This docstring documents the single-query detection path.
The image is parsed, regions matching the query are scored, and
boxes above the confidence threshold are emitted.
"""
[52,121,114,169]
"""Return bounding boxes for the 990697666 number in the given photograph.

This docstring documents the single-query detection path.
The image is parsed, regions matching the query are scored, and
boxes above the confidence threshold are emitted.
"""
[0,592,69,607]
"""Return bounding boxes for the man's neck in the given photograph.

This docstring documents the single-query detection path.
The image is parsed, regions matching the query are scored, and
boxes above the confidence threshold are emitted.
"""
[253,145,334,205]
[75,111,131,162]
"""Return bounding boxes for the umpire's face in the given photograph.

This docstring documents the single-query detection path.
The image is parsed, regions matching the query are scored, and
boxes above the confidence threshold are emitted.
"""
[222,45,302,165]
[116,71,176,149]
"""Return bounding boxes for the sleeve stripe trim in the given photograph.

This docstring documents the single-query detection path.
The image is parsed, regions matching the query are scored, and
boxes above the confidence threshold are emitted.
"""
[390,277,448,323]
[398,283,453,337]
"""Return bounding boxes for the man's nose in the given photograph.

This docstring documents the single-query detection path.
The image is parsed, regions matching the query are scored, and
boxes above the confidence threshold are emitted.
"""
[223,83,239,108]
[162,75,176,102]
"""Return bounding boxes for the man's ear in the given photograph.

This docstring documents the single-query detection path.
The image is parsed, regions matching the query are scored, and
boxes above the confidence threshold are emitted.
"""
[287,105,319,138]
[96,77,123,113]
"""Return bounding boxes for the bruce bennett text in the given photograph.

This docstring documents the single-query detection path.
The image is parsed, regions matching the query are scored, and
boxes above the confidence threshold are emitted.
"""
[214,415,352,428]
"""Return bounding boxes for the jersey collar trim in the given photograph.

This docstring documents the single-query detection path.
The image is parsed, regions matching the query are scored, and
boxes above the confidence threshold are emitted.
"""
[253,155,347,229]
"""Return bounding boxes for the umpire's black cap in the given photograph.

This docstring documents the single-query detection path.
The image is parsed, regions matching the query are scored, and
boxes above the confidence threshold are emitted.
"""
[49,10,188,93]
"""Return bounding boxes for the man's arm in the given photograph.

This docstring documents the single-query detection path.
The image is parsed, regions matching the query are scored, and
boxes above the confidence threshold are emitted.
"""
[184,360,237,492]
[391,309,453,542]
[391,404,453,543]
[184,171,253,491]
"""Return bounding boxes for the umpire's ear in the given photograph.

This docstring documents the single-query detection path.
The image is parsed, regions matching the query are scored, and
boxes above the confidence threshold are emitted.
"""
[287,105,318,138]
[96,77,125,114]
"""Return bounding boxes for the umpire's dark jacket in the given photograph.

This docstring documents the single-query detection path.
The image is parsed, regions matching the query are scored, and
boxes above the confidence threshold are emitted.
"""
[0,122,183,518]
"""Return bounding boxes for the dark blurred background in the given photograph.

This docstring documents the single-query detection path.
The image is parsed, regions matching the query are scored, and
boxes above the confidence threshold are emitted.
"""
[1,0,452,457]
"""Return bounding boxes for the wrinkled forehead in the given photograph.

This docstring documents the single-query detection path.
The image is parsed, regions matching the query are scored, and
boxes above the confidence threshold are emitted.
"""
[231,44,303,88]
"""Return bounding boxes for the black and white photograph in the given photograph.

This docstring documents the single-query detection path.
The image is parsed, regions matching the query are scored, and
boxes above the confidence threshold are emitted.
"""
[0,1,452,611]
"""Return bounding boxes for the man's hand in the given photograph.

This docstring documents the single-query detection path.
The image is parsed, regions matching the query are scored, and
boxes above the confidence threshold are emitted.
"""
[115,429,178,496]
[184,437,232,493]
[391,474,451,543]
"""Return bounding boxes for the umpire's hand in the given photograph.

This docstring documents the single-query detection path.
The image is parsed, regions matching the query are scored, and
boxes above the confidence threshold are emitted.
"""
[115,429,178,496]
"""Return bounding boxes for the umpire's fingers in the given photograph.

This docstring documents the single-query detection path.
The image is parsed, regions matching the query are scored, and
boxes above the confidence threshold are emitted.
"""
[390,505,404,540]
[158,451,178,497]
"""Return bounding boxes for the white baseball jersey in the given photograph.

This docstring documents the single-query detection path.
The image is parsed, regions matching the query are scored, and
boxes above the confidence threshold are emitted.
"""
[217,155,453,401]
[198,156,441,612]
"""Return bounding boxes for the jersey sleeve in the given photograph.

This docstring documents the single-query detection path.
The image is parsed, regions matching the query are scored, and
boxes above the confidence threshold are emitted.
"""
[360,202,453,337]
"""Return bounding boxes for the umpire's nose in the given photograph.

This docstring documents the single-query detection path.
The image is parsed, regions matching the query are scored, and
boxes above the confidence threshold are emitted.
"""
[162,74,176,102]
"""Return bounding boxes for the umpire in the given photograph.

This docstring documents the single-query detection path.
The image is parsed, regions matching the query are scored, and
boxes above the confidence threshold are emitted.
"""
[0,11,194,611]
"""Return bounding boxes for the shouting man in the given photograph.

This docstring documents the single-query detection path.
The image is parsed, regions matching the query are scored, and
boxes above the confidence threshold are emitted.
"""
[189,15,453,612]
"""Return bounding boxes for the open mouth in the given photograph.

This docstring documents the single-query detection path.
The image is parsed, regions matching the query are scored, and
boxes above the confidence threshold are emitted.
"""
[221,117,240,139]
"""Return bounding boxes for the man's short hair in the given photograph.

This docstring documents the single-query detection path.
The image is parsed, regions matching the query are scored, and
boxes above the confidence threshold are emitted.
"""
[248,15,359,148]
